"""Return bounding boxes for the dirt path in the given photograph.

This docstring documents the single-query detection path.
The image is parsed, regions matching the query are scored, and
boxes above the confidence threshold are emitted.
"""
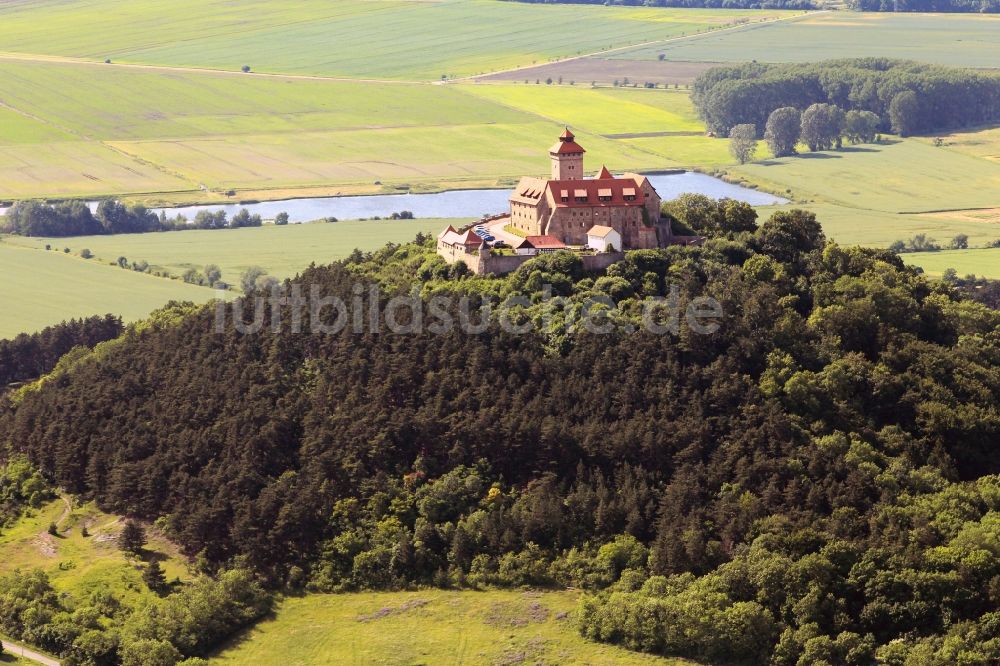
[0,636,61,666]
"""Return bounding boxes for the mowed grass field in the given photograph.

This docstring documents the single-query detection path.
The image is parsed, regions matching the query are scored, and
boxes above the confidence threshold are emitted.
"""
[209,589,693,666]
[611,12,1000,68]
[0,0,779,81]
[903,248,1000,279]
[0,497,190,605]
[731,139,1000,251]
[0,241,221,338]
[5,219,461,284]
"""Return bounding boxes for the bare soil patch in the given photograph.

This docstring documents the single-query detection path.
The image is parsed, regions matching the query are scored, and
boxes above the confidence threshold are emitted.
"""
[477,58,719,86]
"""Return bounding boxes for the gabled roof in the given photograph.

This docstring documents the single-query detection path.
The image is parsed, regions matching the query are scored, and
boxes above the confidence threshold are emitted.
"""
[546,177,645,208]
[437,224,458,240]
[510,176,548,206]
[439,226,484,248]
[525,235,567,250]
[597,165,613,179]
[587,225,618,239]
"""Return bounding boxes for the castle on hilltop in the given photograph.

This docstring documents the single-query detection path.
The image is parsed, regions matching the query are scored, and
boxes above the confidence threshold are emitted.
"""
[508,128,664,249]
[437,130,674,275]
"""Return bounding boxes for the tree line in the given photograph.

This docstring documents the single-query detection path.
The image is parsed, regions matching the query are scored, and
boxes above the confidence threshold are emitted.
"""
[1,200,999,663]
[851,0,998,11]
[0,315,122,388]
[1,200,265,237]
[693,58,1000,138]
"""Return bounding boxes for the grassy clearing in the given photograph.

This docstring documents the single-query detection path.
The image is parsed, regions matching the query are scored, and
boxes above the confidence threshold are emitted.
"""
[0,498,190,605]
[209,589,692,666]
[611,12,1000,68]
[5,219,461,283]
[902,248,1000,279]
[0,241,221,339]
[0,0,779,81]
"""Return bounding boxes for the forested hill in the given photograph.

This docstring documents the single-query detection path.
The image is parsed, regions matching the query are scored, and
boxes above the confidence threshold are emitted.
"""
[2,204,1000,664]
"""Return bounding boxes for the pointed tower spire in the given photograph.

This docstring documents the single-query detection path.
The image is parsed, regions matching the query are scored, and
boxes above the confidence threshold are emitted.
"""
[549,128,586,180]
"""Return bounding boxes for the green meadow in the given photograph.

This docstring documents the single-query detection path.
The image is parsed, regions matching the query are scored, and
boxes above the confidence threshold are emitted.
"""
[732,139,1000,251]
[903,248,1000,280]
[0,498,190,604]
[5,219,459,284]
[611,12,1000,68]
[0,241,220,338]
[209,589,692,666]
[0,0,778,81]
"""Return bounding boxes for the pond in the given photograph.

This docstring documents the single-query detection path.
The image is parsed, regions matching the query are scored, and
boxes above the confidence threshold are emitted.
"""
[147,172,787,222]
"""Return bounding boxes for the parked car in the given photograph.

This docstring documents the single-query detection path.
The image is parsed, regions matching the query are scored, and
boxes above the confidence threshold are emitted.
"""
[492,240,509,249]
[484,235,496,242]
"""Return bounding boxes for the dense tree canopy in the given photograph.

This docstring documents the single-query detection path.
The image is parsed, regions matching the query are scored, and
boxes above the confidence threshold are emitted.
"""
[1,203,999,664]
[693,58,1000,137]
[0,315,122,388]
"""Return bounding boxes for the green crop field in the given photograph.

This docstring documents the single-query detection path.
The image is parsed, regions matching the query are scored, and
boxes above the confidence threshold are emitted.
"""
[0,60,689,201]
[902,248,1000,279]
[730,139,1000,251]
[5,218,463,284]
[0,0,781,81]
[0,241,221,339]
[209,589,693,666]
[610,12,1000,68]
[0,498,190,604]
[461,85,704,135]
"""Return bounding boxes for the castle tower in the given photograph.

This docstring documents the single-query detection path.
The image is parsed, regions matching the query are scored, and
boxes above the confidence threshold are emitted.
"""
[549,128,585,180]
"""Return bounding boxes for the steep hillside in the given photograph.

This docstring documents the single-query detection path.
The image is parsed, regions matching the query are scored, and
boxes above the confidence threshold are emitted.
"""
[2,204,999,664]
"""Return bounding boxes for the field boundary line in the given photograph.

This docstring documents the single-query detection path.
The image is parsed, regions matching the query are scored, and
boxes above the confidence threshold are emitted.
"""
[0,51,421,85]
[455,9,825,83]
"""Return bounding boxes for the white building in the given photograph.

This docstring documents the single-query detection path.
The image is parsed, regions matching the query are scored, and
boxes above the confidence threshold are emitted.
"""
[586,225,621,253]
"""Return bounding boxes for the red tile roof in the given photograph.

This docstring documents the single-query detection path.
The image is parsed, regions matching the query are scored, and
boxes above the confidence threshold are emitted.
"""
[547,177,645,208]
[597,165,613,179]
[524,235,567,249]
[550,127,586,155]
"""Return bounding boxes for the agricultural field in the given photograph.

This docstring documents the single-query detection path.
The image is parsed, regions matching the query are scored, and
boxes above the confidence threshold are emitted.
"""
[732,139,1000,250]
[610,12,1000,68]
[903,248,1000,280]
[0,241,221,339]
[0,497,190,604]
[209,589,692,666]
[5,219,460,284]
[460,85,704,135]
[0,0,783,81]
